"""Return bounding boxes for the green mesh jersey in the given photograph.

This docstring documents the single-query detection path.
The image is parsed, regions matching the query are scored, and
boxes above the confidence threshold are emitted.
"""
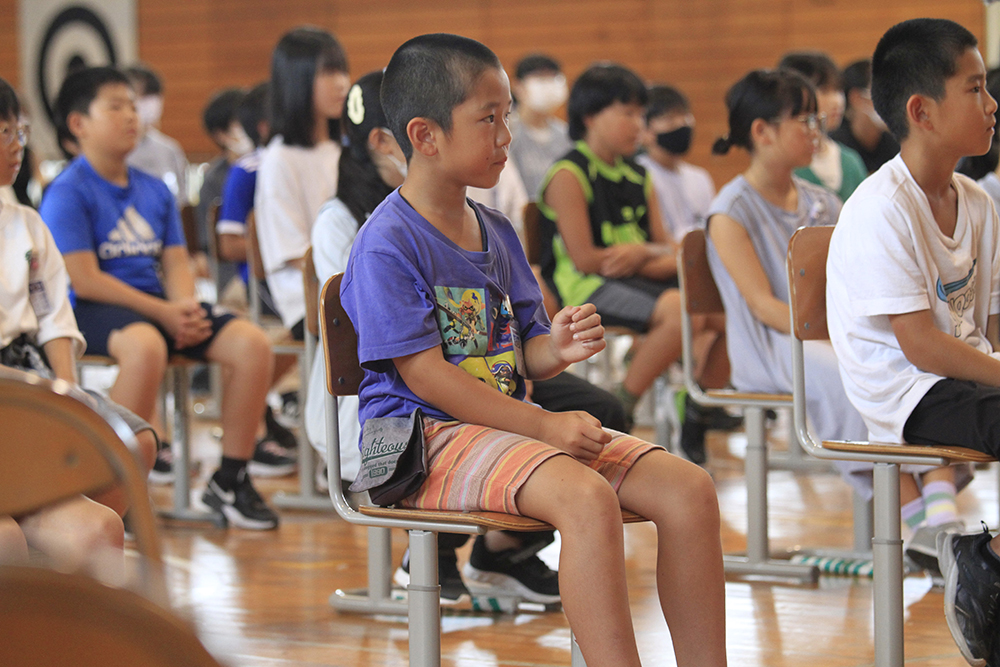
[537,141,653,306]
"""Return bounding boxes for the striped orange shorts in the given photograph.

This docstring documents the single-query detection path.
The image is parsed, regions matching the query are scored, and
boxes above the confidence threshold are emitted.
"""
[398,419,663,515]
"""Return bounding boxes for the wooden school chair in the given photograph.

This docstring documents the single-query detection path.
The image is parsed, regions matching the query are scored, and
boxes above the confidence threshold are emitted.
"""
[786,225,994,667]
[676,229,817,582]
[522,202,674,447]
[244,211,325,510]
[0,366,167,602]
[319,273,647,667]
[271,246,332,510]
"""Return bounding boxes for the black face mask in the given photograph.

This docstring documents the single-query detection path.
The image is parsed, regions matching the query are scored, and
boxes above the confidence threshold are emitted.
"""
[656,125,693,155]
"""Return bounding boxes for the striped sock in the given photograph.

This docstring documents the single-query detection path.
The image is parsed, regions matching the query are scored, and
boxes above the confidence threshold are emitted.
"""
[901,497,926,530]
[922,479,958,527]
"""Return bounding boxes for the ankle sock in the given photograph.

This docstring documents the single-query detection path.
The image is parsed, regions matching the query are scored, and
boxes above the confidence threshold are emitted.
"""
[901,497,926,531]
[922,479,958,526]
[216,456,248,489]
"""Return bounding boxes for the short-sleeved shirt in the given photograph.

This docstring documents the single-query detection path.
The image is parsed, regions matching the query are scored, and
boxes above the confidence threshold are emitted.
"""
[828,155,1000,442]
[538,140,652,306]
[508,111,573,200]
[341,189,550,433]
[795,140,868,203]
[40,156,184,296]
[635,154,715,242]
[217,149,259,237]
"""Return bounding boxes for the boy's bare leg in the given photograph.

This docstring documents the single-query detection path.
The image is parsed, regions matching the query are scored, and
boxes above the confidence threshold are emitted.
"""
[617,449,727,667]
[18,496,125,582]
[516,455,642,667]
[89,430,158,516]
[107,322,168,423]
[206,320,274,459]
[622,289,683,397]
[0,516,28,565]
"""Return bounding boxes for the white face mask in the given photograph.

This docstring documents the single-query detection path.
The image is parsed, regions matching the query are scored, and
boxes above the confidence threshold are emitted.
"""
[386,151,407,179]
[521,75,568,115]
[135,95,163,129]
[225,125,254,157]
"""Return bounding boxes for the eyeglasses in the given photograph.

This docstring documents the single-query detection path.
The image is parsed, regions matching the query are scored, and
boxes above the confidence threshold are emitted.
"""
[772,113,826,133]
[0,122,29,148]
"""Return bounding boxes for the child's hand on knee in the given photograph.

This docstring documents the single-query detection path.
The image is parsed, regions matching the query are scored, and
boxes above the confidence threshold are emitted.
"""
[163,299,212,349]
[538,410,612,462]
[550,304,606,364]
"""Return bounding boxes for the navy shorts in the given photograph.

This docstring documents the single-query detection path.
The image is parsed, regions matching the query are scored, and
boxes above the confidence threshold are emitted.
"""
[587,276,677,332]
[903,378,1000,459]
[74,298,236,360]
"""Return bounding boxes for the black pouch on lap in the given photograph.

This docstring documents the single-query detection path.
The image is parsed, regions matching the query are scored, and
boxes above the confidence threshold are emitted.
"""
[0,334,53,378]
[349,408,427,507]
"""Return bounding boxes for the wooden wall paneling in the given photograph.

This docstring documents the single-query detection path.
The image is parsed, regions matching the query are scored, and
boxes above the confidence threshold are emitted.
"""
[0,0,18,89]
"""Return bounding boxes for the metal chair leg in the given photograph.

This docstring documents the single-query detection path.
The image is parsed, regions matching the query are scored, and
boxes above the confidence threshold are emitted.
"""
[329,526,408,614]
[408,529,441,667]
[570,630,587,667]
[872,463,904,667]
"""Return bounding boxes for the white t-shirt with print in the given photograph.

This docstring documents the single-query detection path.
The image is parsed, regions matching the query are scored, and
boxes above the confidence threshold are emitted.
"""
[827,154,1000,442]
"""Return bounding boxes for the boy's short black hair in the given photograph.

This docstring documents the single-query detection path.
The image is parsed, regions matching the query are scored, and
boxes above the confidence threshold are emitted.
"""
[515,54,561,80]
[54,66,131,144]
[0,77,20,121]
[567,62,648,141]
[778,51,841,91]
[238,82,269,147]
[645,85,689,123]
[202,87,245,140]
[872,18,978,141]
[841,59,872,99]
[122,64,162,96]
[381,33,502,160]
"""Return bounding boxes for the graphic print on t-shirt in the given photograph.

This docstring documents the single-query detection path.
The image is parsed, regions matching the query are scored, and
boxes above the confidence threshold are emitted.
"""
[97,206,163,260]
[936,259,977,337]
[435,285,519,396]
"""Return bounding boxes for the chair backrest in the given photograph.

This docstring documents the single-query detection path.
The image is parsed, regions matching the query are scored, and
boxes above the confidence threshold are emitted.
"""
[522,201,543,265]
[787,226,834,342]
[0,367,166,602]
[678,229,724,315]
[303,247,320,339]
[207,200,221,264]
[180,204,200,258]
[0,566,222,667]
[244,210,267,283]
[319,273,364,397]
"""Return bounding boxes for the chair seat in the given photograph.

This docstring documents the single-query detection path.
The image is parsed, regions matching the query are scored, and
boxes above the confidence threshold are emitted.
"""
[358,505,647,532]
[703,388,793,404]
[821,439,995,463]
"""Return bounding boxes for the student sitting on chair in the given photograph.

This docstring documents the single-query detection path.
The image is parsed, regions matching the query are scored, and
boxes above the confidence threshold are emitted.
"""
[39,67,283,530]
[340,34,727,667]
[0,77,156,577]
[826,19,1000,665]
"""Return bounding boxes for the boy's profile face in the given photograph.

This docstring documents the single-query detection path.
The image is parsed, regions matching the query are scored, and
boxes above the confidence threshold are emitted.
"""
[927,47,997,159]
[435,66,513,190]
[71,82,139,159]
[585,100,645,159]
[0,115,24,187]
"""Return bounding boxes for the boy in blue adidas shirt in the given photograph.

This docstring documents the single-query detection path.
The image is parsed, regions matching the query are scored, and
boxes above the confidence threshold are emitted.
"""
[40,67,281,530]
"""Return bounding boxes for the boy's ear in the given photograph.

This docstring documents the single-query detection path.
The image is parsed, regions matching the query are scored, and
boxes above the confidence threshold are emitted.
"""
[905,94,934,133]
[406,117,439,158]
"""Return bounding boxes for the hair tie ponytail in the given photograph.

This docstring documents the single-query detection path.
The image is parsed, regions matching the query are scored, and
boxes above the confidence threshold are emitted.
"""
[711,135,732,155]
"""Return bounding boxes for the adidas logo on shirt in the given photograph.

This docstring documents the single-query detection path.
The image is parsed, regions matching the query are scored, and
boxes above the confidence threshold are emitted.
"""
[97,206,163,259]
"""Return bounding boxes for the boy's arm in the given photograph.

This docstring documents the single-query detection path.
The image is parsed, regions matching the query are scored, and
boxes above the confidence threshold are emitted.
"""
[160,245,197,301]
[890,309,1000,386]
[544,169,621,275]
[394,344,611,461]
[630,187,678,280]
[41,337,78,384]
[709,213,790,333]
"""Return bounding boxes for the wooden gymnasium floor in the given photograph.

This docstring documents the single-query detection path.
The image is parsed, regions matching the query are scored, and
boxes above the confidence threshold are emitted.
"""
[144,406,996,667]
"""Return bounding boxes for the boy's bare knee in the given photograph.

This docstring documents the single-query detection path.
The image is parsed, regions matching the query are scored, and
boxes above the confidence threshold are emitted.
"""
[565,472,622,528]
[211,320,273,368]
[111,323,168,371]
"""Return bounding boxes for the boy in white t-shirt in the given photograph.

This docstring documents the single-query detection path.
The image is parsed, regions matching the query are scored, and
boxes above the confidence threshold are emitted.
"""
[827,19,1000,665]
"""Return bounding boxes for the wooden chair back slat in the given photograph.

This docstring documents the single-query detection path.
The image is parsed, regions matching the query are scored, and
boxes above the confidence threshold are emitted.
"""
[522,202,542,265]
[787,226,834,341]
[244,211,267,282]
[679,229,724,315]
[319,274,363,397]
[180,204,200,258]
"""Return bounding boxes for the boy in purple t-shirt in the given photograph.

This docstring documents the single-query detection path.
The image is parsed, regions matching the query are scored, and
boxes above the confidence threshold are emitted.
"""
[341,34,727,667]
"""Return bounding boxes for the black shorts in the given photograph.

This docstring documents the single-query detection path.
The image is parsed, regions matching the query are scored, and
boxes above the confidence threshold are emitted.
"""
[903,378,1000,459]
[74,298,236,360]
[586,276,676,332]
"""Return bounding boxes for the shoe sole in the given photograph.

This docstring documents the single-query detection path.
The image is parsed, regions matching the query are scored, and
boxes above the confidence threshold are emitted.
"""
[247,461,297,478]
[147,470,174,485]
[462,563,560,604]
[939,532,988,667]
[393,567,467,605]
[201,493,279,531]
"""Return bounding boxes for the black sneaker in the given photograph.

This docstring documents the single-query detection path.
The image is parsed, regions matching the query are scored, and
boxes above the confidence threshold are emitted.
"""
[201,469,279,530]
[462,535,560,604]
[938,526,1000,666]
[394,548,470,604]
[248,436,297,477]
[264,406,299,458]
[148,440,174,485]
